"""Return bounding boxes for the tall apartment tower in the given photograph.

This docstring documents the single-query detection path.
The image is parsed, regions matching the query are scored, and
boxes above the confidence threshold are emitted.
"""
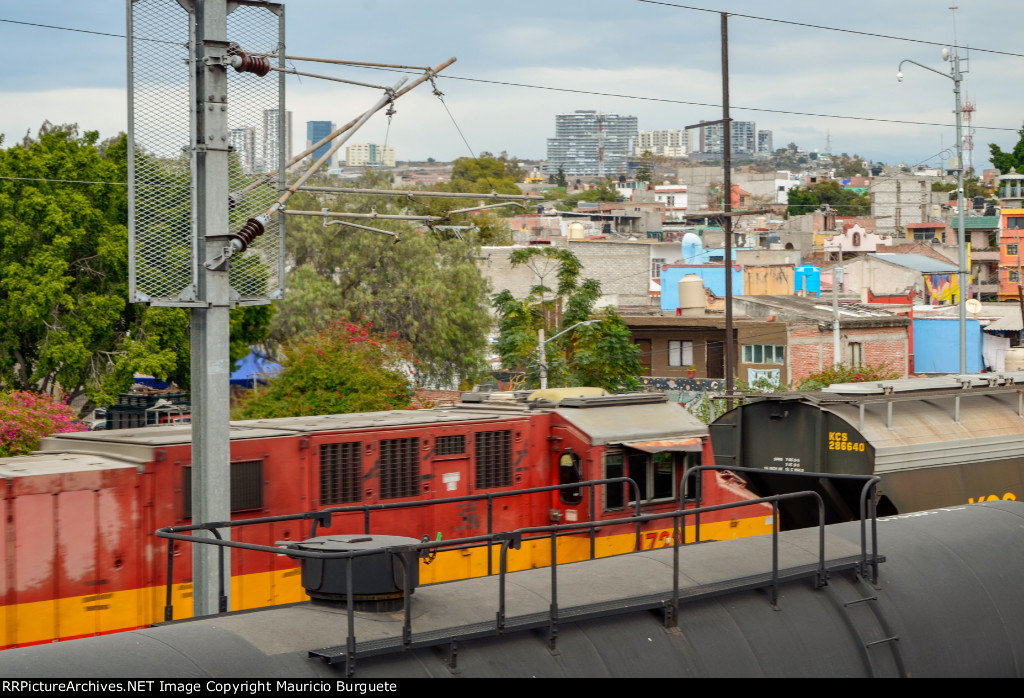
[229,126,257,174]
[262,109,293,173]
[546,110,638,177]
[306,120,335,166]
[757,130,774,155]
[700,120,757,155]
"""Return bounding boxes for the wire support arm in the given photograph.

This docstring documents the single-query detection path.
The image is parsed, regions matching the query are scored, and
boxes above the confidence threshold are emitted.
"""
[295,185,544,201]
[234,57,457,198]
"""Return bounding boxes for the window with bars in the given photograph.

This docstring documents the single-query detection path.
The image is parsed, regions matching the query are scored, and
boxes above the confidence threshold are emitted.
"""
[182,460,263,518]
[475,430,513,489]
[320,442,362,505]
[603,450,685,512]
[380,438,420,499]
[435,434,466,456]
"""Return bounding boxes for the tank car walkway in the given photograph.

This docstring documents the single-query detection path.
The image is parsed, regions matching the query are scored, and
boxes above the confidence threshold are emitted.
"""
[184,528,877,665]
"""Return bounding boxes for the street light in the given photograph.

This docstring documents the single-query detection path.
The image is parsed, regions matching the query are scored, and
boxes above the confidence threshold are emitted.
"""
[536,319,599,390]
[898,47,969,374]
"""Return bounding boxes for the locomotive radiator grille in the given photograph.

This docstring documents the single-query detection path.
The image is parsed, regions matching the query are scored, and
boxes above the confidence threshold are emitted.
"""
[320,442,363,505]
[380,438,420,499]
[475,430,513,489]
[435,435,466,456]
[183,460,264,518]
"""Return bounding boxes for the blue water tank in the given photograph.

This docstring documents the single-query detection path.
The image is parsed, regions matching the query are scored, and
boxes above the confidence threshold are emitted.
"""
[794,265,821,296]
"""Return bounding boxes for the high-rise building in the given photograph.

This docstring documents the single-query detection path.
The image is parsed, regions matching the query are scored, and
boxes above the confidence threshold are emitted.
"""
[636,130,688,157]
[757,130,774,155]
[700,120,757,155]
[230,126,257,174]
[262,109,293,173]
[346,143,396,167]
[546,110,638,177]
[306,120,335,166]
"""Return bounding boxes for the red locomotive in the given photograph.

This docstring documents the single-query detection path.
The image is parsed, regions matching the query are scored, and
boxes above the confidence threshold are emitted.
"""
[0,390,771,649]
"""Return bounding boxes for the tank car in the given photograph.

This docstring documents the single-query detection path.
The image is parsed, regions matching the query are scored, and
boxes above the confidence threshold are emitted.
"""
[1,501,1022,677]
[0,390,771,649]
[709,373,1024,527]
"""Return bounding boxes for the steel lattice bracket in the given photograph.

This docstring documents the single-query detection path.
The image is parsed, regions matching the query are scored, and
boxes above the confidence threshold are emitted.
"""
[127,0,285,306]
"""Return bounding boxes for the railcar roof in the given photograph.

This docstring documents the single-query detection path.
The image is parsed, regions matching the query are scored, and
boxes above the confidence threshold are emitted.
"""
[738,374,1024,471]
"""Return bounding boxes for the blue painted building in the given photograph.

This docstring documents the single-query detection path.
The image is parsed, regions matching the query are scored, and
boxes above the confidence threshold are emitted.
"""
[912,317,984,373]
[660,264,744,310]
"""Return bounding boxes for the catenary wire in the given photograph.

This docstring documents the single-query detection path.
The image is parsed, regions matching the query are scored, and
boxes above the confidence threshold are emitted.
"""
[1,16,1018,134]
[631,1,1024,60]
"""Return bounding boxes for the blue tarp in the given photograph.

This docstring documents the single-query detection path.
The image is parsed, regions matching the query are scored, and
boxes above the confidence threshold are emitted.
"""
[230,351,282,387]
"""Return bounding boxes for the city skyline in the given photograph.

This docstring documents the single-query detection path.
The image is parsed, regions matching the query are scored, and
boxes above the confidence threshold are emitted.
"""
[1,2,1021,170]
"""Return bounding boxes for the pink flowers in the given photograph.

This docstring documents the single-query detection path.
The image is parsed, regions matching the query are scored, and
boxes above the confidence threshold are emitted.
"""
[0,391,88,458]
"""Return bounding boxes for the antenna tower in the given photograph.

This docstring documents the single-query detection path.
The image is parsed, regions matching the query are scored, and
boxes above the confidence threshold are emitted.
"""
[961,97,976,172]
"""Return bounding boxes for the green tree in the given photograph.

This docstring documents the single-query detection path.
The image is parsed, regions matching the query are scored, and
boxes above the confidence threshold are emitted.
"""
[785,181,870,218]
[273,176,493,388]
[491,248,642,391]
[0,124,272,414]
[635,150,655,184]
[443,155,523,195]
[554,165,568,189]
[232,320,412,419]
[989,122,1024,174]
[555,180,619,212]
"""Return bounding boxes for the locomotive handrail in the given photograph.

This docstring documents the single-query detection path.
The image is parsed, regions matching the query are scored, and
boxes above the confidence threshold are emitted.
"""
[156,476,645,606]
[314,477,645,571]
[681,465,881,582]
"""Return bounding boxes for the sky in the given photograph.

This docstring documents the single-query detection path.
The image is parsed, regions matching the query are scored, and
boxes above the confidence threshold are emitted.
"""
[1,1,1022,171]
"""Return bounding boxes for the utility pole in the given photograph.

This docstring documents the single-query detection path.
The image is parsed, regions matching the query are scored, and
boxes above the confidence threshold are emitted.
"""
[192,0,233,616]
[684,13,736,405]
[721,13,735,406]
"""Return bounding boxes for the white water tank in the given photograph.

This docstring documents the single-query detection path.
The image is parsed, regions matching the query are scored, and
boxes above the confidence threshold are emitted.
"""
[678,274,705,317]
[568,222,586,239]
[1006,347,1024,373]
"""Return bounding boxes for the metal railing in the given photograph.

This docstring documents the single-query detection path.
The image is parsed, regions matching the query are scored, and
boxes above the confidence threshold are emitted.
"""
[156,477,645,619]
[682,465,882,581]
[157,483,883,677]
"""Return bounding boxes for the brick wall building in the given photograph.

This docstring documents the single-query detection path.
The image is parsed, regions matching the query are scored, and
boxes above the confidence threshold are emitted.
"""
[625,296,910,386]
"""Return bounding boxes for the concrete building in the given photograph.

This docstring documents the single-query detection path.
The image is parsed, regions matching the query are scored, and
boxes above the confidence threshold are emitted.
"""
[262,109,293,174]
[757,130,773,155]
[229,126,257,174]
[636,130,688,157]
[869,175,949,237]
[546,111,638,177]
[699,120,756,155]
[306,120,334,166]
[346,143,396,167]
[623,296,909,383]
[839,253,960,305]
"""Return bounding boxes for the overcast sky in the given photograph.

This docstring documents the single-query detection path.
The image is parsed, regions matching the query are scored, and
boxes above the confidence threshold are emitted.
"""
[1,1,1021,170]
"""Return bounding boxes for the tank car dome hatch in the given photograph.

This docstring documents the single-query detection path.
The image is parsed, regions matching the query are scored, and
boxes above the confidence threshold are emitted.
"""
[285,534,420,611]
[3,502,1024,678]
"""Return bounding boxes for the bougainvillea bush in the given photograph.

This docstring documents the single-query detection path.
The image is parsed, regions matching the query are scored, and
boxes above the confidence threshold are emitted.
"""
[232,320,415,419]
[796,362,902,391]
[0,391,89,457]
